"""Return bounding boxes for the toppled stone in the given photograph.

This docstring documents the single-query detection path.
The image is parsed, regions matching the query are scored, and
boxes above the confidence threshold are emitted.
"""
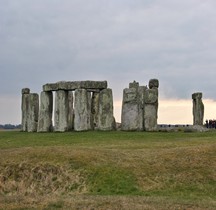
[43,81,108,92]
[37,91,53,132]
[183,125,208,132]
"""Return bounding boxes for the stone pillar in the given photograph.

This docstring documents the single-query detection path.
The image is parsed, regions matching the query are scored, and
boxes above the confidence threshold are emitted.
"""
[121,81,145,131]
[91,92,100,129]
[121,87,139,131]
[68,91,74,131]
[21,88,30,132]
[37,91,53,132]
[54,90,69,132]
[27,93,39,132]
[138,86,147,130]
[74,89,92,131]
[192,92,204,125]
[98,88,115,130]
[144,79,159,131]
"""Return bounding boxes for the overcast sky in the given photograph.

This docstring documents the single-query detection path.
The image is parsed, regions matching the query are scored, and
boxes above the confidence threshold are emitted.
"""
[1,0,216,124]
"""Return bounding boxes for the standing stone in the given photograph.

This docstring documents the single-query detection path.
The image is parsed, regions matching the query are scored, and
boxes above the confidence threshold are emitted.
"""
[121,81,145,131]
[21,88,30,131]
[54,90,69,132]
[98,88,115,130]
[37,91,53,132]
[121,88,139,131]
[144,79,159,131]
[192,92,204,125]
[27,93,39,132]
[138,86,147,130]
[68,91,74,131]
[74,89,92,131]
[91,92,100,129]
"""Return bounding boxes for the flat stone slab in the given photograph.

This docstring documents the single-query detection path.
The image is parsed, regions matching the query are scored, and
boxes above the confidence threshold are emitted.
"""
[43,80,108,92]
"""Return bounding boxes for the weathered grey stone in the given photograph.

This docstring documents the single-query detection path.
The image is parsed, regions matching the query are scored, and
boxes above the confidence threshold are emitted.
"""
[121,79,159,132]
[54,90,69,132]
[121,88,139,131]
[74,89,93,131]
[144,88,158,104]
[37,91,53,132]
[137,86,147,130]
[192,92,202,100]
[144,104,158,131]
[68,91,74,131]
[144,85,158,131]
[192,92,204,125]
[121,84,148,131]
[43,80,108,92]
[122,88,138,103]
[149,79,159,89]
[21,88,30,131]
[98,88,115,130]
[27,93,39,132]
[22,88,30,95]
[91,92,100,129]
[129,81,139,90]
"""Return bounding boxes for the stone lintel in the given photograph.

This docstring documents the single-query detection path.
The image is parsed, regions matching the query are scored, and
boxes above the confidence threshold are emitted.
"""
[43,80,107,92]
[87,89,101,93]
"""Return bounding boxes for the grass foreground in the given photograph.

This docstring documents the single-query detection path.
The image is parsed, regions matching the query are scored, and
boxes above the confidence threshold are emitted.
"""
[0,131,216,209]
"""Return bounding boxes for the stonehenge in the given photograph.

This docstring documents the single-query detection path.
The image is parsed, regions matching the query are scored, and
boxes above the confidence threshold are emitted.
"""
[21,79,206,133]
[121,79,159,131]
[192,92,204,125]
[21,80,115,132]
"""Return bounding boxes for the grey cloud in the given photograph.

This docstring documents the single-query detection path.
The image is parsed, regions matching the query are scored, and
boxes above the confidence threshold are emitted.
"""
[1,0,216,100]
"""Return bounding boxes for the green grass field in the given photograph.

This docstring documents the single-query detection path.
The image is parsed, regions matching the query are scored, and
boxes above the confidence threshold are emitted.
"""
[0,131,216,209]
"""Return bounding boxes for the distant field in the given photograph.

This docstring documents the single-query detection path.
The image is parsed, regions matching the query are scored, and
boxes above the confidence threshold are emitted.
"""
[0,131,216,210]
